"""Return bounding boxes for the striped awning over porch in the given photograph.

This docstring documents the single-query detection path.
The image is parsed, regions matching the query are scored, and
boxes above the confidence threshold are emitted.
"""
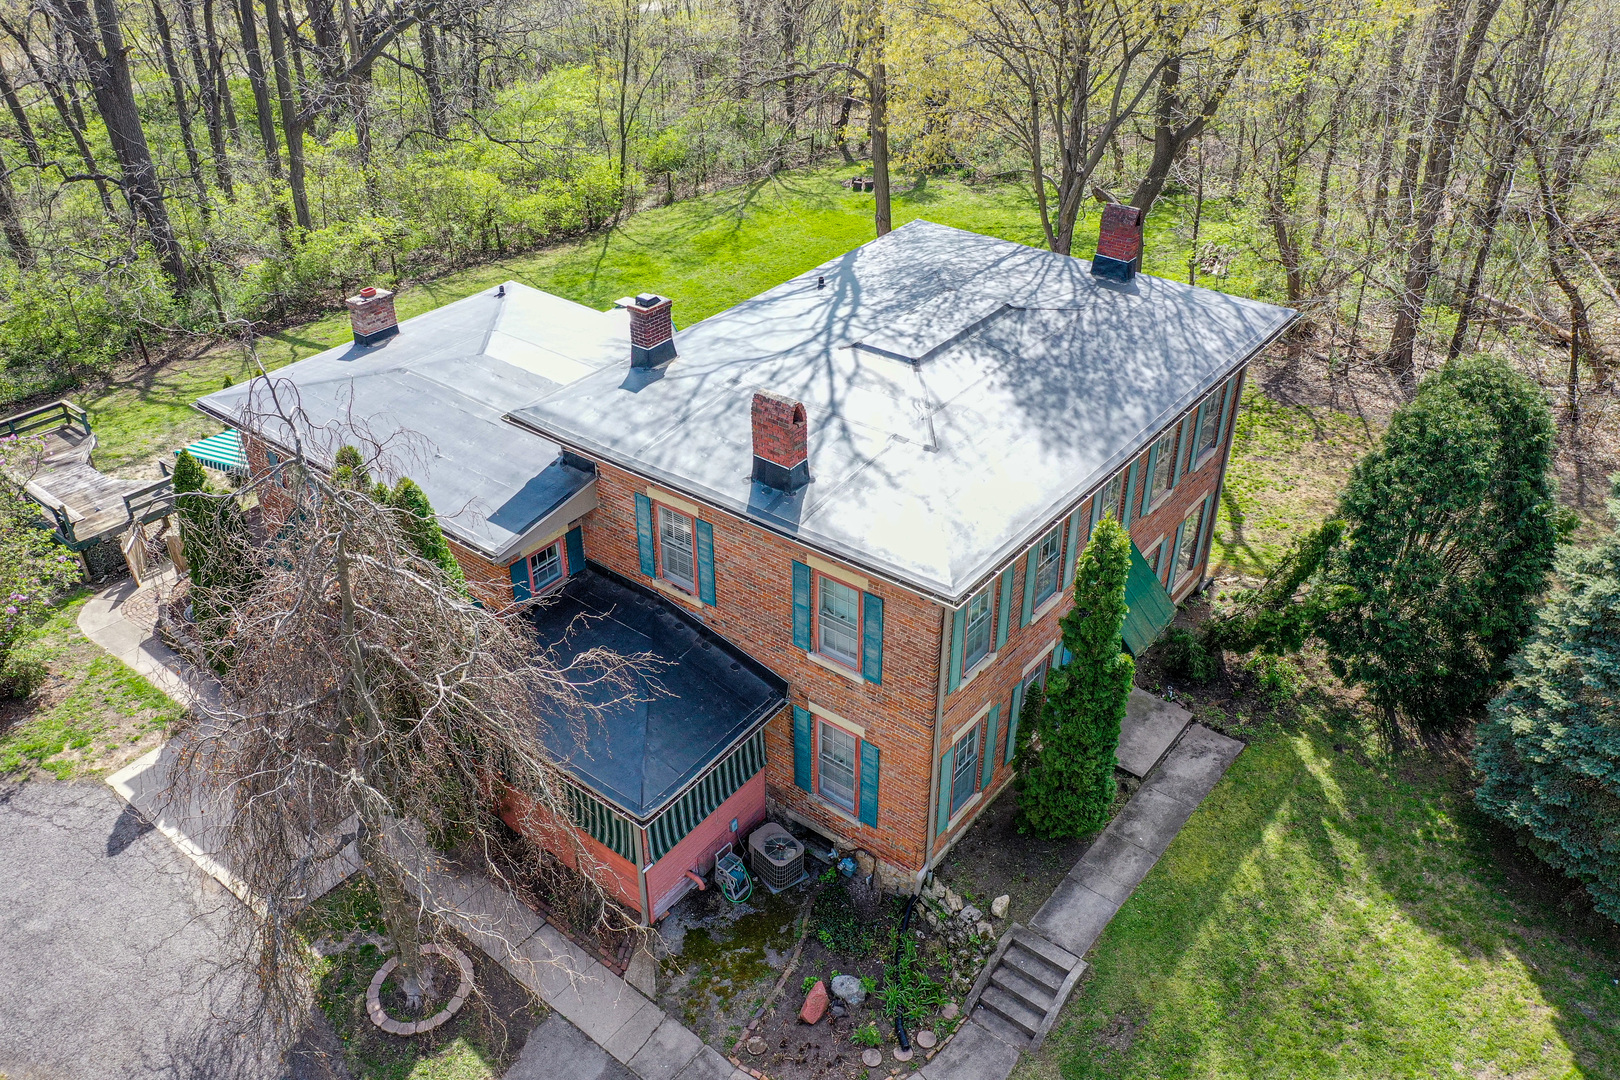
[176,429,248,475]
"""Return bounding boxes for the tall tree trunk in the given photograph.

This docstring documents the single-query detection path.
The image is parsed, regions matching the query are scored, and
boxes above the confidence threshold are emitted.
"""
[0,58,43,167]
[54,0,189,288]
[1535,147,1603,402]
[418,12,448,138]
[0,146,34,266]
[1385,0,1506,385]
[149,0,211,218]
[1370,23,1410,226]
[0,18,117,216]
[262,0,310,229]
[238,0,283,179]
[207,0,241,143]
[342,0,374,188]
[870,56,890,236]
[179,0,234,197]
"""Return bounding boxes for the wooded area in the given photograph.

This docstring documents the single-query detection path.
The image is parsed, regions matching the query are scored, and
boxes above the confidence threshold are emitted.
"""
[0,0,1613,429]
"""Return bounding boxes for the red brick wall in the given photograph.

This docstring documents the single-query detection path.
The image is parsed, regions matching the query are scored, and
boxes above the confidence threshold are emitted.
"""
[644,771,766,917]
[581,460,945,877]
[242,432,294,524]
[499,787,645,919]
[449,538,516,610]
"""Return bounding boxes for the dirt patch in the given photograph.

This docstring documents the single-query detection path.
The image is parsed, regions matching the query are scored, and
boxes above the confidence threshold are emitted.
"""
[932,782,1095,928]
[1094,1012,1146,1055]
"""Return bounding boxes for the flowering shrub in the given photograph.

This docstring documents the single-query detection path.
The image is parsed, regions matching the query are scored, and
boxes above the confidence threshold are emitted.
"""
[0,437,83,696]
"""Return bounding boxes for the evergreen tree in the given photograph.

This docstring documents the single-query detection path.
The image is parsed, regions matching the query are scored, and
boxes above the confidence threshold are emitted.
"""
[386,477,467,591]
[172,448,253,632]
[331,444,372,490]
[1473,475,1620,920]
[1014,515,1134,837]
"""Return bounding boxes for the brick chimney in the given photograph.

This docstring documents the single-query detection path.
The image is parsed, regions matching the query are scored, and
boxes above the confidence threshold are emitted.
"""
[345,286,399,346]
[616,293,677,368]
[1091,203,1144,282]
[751,391,810,492]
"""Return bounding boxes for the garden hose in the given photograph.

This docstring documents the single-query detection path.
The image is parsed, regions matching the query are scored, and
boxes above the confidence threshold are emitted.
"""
[893,892,919,1052]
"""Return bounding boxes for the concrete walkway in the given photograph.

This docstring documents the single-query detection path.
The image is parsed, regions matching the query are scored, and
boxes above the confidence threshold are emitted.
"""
[918,720,1244,1080]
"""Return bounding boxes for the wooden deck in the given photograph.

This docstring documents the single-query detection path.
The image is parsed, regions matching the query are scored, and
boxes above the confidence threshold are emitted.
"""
[4,401,173,548]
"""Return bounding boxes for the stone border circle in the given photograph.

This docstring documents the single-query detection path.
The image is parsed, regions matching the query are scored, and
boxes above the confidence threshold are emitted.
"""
[366,943,475,1036]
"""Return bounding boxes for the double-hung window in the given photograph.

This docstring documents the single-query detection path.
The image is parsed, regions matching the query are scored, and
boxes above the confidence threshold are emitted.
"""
[1144,539,1162,575]
[1096,471,1124,523]
[658,505,696,591]
[1032,527,1063,607]
[1195,395,1222,462]
[950,727,979,816]
[1178,503,1206,579]
[528,541,563,592]
[818,576,862,668]
[1148,430,1177,506]
[962,586,994,672]
[818,722,858,813]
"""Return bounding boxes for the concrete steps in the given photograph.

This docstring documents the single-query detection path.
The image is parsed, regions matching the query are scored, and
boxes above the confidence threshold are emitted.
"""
[962,925,1086,1051]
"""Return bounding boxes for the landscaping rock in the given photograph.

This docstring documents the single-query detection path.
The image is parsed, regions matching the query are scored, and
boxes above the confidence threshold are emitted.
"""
[959,904,983,924]
[747,1037,768,1056]
[925,879,946,900]
[800,980,829,1025]
[941,1002,959,1020]
[976,920,995,939]
[923,909,940,929]
[854,849,876,877]
[831,974,868,1007]
[916,1030,937,1049]
[831,1002,847,1019]
[991,894,1010,919]
[862,1049,883,1068]
[944,889,963,913]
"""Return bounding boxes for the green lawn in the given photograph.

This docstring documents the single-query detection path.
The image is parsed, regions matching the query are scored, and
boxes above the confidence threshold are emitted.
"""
[76,165,1274,475]
[0,592,182,778]
[1015,707,1620,1080]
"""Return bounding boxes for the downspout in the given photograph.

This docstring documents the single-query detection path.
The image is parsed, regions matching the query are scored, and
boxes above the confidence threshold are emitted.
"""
[918,603,950,888]
[636,825,652,926]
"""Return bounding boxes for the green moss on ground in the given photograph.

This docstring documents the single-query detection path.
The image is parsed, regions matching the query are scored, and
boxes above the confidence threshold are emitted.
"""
[0,592,182,778]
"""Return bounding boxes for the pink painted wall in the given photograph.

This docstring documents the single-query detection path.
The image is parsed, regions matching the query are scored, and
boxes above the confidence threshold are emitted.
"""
[499,789,644,918]
[646,771,767,918]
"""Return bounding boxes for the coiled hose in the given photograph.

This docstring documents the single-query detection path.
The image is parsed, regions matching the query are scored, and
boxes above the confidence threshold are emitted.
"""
[893,892,919,1052]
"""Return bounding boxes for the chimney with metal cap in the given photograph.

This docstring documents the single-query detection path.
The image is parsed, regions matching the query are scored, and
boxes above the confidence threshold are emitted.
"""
[616,292,677,368]
[346,285,399,346]
[751,391,810,492]
[1091,203,1144,281]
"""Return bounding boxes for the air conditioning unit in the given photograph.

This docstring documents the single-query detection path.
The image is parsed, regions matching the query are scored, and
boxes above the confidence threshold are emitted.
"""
[748,822,807,893]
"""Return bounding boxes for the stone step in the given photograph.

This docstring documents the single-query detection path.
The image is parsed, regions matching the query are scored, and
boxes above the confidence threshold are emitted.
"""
[990,963,1057,1011]
[978,985,1044,1037]
[969,1003,1034,1050]
[1000,944,1066,994]
[1009,927,1081,975]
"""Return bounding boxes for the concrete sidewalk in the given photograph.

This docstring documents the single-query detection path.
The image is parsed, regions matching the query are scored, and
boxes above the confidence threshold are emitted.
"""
[918,721,1243,1080]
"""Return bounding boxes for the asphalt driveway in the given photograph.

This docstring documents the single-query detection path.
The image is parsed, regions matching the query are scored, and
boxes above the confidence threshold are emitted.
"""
[0,779,283,1080]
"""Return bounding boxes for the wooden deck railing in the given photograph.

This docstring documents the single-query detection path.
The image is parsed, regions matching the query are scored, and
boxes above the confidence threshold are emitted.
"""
[0,400,91,441]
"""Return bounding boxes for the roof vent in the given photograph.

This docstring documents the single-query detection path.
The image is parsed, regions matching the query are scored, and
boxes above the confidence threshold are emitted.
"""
[616,292,677,368]
[751,390,810,492]
[1092,203,1144,281]
[346,286,398,346]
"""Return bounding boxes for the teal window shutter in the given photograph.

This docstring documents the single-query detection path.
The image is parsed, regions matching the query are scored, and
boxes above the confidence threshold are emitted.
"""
[947,605,966,693]
[980,705,999,790]
[1061,509,1083,592]
[1196,492,1218,568]
[508,560,531,603]
[1140,443,1160,517]
[858,742,880,827]
[1019,548,1038,625]
[1168,522,1185,585]
[1174,413,1193,482]
[565,526,585,576]
[695,519,716,605]
[634,493,655,576]
[936,745,955,835]
[792,705,813,792]
[1006,684,1023,764]
[994,568,1013,650]
[792,562,813,649]
[861,592,884,684]
[1121,460,1140,527]
[1216,377,1236,447]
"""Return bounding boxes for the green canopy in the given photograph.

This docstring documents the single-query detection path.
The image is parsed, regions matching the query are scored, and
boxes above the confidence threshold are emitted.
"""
[175,429,247,475]
[1121,540,1177,655]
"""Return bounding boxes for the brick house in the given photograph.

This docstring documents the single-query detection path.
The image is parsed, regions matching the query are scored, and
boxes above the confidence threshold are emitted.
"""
[196,218,1294,923]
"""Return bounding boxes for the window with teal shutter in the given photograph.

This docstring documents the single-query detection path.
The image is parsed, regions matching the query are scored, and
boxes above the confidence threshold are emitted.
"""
[1019,547,1038,626]
[1121,460,1140,527]
[633,494,655,576]
[565,527,585,575]
[792,705,813,791]
[980,704,999,790]
[936,745,955,836]
[1174,412,1195,483]
[508,560,531,603]
[791,562,813,649]
[861,592,883,684]
[1061,508,1083,592]
[858,742,880,827]
[1216,377,1236,448]
[695,519,716,605]
[1006,684,1023,764]
[946,604,966,693]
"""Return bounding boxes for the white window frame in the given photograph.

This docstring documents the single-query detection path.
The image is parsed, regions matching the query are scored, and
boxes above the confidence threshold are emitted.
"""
[817,721,858,814]
[528,540,564,593]
[1032,526,1063,607]
[1095,470,1125,523]
[816,573,863,670]
[1148,430,1177,508]
[949,726,979,818]
[1194,393,1223,466]
[657,503,696,592]
[961,585,994,674]
[1177,503,1206,582]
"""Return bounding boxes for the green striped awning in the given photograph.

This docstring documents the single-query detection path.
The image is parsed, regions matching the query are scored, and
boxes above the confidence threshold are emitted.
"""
[1122,540,1177,655]
[176,429,247,475]
[565,784,639,862]
[646,728,767,862]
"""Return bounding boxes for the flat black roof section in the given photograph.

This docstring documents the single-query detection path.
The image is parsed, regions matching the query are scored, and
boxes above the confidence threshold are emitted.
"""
[528,567,787,821]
